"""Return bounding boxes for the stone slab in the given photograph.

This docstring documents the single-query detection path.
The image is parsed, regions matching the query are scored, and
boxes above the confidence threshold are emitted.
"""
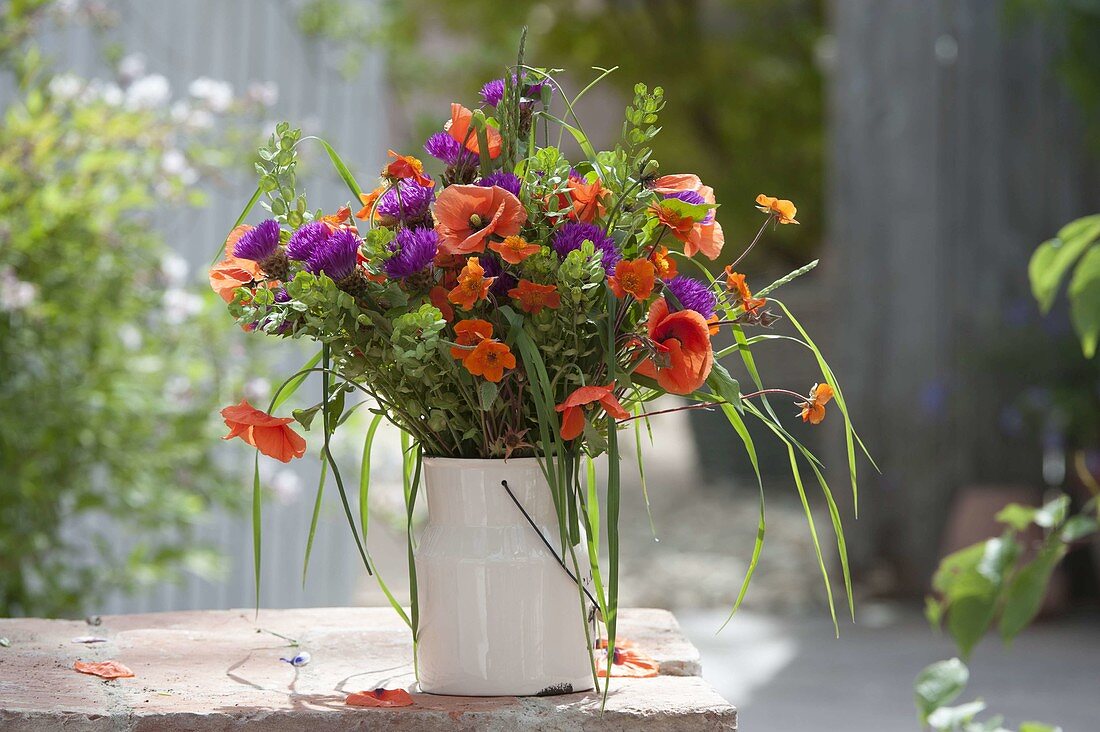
[0,607,736,731]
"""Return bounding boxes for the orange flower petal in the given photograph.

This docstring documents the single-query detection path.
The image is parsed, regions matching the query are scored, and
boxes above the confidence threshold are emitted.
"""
[434,185,526,256]
[462,340,516,382]
[221,400,306,462]
[446,103,502,158]
[559,405,586,441]
[346,688,415,708]
[643,298,713,395]
[74,661,135,679]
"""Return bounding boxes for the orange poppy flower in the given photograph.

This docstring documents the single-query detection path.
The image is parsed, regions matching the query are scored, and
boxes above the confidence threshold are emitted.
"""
[209,225,263,303]
[634,297,714,395]
[755,194,799,224]
[463,339,516,382]
[384,150,433,188]
[798,382,834,425]
[346,688,415,708]
[450,318,493,361]
[446,103,502,159]
[355,186,386,221]
[554,383,630,441]
[651,174,725,259]
[320,205,352,230]
[429,285,455,322]
[595,639,660,679]
[73,660,135,679]
[559,175,608,222]
[724,267,766,314]
[508,279,561,315]
[489,235,541,264]
[221,400,307,463]
[650,245,678,281]
[447,257,494,310]
[608,258,656,300]
[434,184,527,255]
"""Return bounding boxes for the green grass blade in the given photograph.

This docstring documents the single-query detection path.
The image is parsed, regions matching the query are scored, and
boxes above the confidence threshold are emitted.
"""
[633,405,658,540]
[302,454,327,587]
[772,298,878,515]
[272,350,323,411]
[603,411,622,711]
[716,402,766,632]
[213,185,263,264]
[745,401,839,636]
[753,259,819,298]
[301,135,363,199]
[252,452,262,615]
[360,413,384,546]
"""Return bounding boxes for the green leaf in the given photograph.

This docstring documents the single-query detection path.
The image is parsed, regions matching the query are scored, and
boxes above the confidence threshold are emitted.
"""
[478,380,499,411]
[292,403,322,431]
[360,413,384,547]
[915,658,969,723]
[1034,495,1070,529]
[272,351,323,411]
[1061,514,1099,542]
[301,135,362,199]
[996,503,1037,531]
[927,700,987,729]
[1019,723,1062,732]
[705,362,741,412]
[925,596,943,628]
[999,543,1067,643]
[251,452,262,614]
[302,456,327,587]
[1029,214,1100,313]
[1067,244,1100,357]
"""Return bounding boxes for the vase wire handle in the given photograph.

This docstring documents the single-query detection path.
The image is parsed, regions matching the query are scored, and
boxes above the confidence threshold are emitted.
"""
[500,480,601,613]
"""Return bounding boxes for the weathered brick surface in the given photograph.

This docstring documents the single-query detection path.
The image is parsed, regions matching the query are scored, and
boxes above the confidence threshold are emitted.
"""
[0,607,735,730]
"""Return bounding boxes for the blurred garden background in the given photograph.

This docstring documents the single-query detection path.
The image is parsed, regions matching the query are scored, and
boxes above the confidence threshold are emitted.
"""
[2,0,1098,729]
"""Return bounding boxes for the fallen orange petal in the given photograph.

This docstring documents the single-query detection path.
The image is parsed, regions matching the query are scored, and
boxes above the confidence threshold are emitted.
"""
[595,640,660,679]
[346,687,415,708]
[74,660,135,679]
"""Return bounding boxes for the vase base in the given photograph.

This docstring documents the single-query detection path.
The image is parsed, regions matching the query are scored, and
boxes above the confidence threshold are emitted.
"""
[417,678,596,698]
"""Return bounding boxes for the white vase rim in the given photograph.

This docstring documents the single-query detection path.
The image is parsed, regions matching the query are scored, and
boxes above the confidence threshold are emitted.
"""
[421,456,545,468]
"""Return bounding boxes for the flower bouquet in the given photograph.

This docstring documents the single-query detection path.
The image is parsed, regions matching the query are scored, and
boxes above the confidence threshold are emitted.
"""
[211,48,869,697]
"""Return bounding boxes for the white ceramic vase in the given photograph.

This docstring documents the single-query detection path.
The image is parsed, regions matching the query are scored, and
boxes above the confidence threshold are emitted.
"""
[414,457,595,696]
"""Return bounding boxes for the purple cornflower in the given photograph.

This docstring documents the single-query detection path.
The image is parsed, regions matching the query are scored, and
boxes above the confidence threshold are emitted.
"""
[480,78,505,107]
[664,190,714,224]
[376,180,435,224]
[664,275,717,319]
[383,228,438,279]
[551,221,621,274]
[424,131,476,167]
[306,228,361,281]
[478,254,516,298]
[476,171,522,197]
[286,221,330,261]
[234,219,281,261]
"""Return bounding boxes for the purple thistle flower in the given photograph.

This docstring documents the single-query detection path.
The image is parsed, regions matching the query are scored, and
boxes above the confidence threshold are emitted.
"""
[234,219,281,261]
[551,221,621,274]
[274,288,291,303]
[424,131,476,167]
[480,78,505,107]
[286,221,330,261]
[664,275,717,319]
[383,228,438,279]
[478,254,516,298]
[476,171,522,197]
[376,180,435,224]
[664,190,714,224]
[306,228,361,281]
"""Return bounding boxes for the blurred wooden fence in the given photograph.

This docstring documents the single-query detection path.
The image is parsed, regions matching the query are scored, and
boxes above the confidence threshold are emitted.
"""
[21,0,403,614]
[827,0,1100,592]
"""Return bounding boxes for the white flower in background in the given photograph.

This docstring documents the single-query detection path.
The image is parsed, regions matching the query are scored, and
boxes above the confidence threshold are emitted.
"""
[54,0,79,17]
[160,149,188,176]
[117,323,143,351]
[162,288,204,324]
[269,469,303,504]
[189,77,234,113]
[160,252,190,287]
[187,109,215,130]
[164,374,192,407]
[170,100,191,122]
[0,267,37,312]
[243,377,271,404]
[117,53,146,82]
[48,73,83,101]
[247,81,279,108]
[100,83,123,107]
[125,74,170,110]
[80,79,123,107]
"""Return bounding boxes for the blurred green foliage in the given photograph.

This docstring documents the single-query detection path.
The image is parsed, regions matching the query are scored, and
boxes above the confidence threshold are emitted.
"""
[0,2,250,617]
[298,0,826,267]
